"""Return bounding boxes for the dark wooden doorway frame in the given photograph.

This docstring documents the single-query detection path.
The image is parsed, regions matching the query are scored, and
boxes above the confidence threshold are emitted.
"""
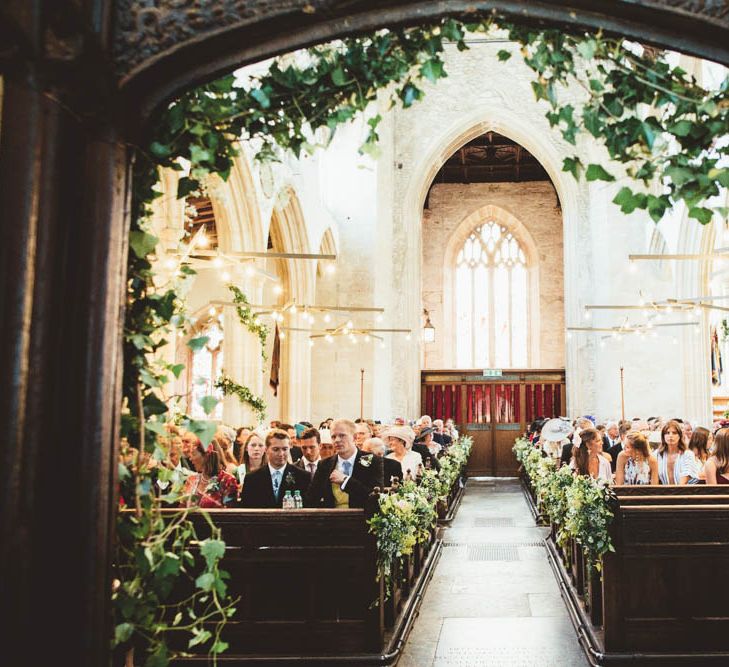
[421,369,565,476]
[2,1,728,664]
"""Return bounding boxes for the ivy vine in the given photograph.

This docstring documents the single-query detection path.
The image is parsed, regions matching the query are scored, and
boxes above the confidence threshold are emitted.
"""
[214,374,267,423]
[119,13,728,666]
[227,285,269,360]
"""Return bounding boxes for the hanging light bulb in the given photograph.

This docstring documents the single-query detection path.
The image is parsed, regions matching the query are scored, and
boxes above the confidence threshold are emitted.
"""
[350,335,357,344]
[629,260,637,274]
[245,265,255,277]
[164,257,177,270]
[177,330,184,338]
[212,256,224,269]
[221,271,231,282]
[665,305,673,314]
[379,341,385,349]
[307,313,315,324]
[324,313,331,323]
[290,303,297,314]
[584,309,591,320]
[279,331,286,340]
[196,231,209,248]
[405,333,412,341]
[325,334,333,343]
[309,339,314,347]
[566,331,573,340]
[208,306,216,316]
[326,263,336,275]
[346,320,353,329]
[343,327,350,335]
[274,284,283,295]
[364,335,371,342]
[376,314,384,323]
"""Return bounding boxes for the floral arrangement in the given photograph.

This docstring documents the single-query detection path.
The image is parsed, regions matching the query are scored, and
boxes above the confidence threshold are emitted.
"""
[227,285,269,360]
[214,374,266,423]
[368,435,471,596]
[513,436,616,572]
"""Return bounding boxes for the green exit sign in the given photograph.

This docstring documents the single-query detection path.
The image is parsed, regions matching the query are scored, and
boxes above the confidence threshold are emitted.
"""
[482,369,503,377]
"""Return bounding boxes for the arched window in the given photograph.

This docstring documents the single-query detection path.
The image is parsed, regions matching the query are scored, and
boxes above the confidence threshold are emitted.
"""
[455,221,529,368]
[188,317,224,420]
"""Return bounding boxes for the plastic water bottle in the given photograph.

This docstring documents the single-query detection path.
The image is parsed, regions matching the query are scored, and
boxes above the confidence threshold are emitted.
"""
[294,490,303,509]
[283,490,293,509]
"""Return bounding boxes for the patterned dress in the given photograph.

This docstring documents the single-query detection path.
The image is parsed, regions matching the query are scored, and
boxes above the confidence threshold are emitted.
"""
[182,470,239,508]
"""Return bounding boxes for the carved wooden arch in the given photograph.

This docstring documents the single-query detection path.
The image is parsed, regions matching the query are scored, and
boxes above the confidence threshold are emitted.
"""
[114,1,729,121]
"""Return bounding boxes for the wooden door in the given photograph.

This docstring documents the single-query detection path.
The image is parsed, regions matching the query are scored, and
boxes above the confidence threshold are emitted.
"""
[421,370,565,477]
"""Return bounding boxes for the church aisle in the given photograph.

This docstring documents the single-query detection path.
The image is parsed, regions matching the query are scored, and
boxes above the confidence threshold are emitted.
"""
[398,478,588,667]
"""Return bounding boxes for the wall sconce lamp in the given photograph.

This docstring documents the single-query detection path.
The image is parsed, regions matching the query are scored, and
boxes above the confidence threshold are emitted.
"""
[422,308,435,343]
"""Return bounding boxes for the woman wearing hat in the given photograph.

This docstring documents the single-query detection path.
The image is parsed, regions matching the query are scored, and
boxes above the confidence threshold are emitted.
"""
[384,425,422,481]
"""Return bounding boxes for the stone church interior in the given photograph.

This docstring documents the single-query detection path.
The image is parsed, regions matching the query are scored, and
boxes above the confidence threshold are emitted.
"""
[2,3,729,666]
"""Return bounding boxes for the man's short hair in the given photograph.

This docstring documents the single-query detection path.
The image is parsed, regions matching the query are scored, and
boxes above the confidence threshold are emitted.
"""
[265,429,291,448]
[299,427,320,443]
[619,423,632,437]
[279,423,294,432]
[331,418,356,434]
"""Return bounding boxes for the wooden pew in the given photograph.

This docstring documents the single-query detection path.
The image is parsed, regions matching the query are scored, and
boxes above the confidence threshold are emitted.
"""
[545,486,729,665]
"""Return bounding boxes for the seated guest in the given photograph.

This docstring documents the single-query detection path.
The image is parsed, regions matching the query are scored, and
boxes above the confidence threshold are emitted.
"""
[236,432,266,484]
[682,420,694,446]
[603,421,620,451]
[238,429,311,508]
[433,419,453,448]
[607,422,631,473]
[279,423,302,462]
[233,426,251,461]
[305,419,384,508]
[384,425,422,481]
[179,430,197,470]
[413,427,441,471]
[571,428,612,483]
[295,427,322,475]
[705,428,729,485]
[363,437,403,486]
[354,421,373,449]
[656,419,696,485]
[182,440,239,508]
[687,427,711,483]
[318,429,335,459]
[615,432,658,485]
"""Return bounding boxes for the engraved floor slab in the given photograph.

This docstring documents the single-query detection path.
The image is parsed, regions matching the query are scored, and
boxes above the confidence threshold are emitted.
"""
[398,478,588,667]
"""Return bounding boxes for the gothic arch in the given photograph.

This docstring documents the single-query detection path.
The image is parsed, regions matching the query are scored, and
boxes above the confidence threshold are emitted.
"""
[405,107,581,410]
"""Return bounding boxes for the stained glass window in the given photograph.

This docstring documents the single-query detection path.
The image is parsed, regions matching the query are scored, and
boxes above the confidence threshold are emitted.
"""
[455,222,529,368]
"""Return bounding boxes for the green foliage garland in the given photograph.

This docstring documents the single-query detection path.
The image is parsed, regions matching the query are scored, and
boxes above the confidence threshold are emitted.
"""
[227,285,269,360]
[368,436,472,596]
[214,374,267,423]
[513,437,616,571]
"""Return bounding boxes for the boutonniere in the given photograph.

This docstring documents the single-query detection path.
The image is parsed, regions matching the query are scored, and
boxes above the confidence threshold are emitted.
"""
[359,454,373,468]
[284,472,296,487]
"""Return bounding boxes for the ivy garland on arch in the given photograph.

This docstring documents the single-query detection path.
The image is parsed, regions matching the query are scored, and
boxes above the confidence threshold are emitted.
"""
[227,284,269,360]
[214,374,267,423]
[119,13,728,666]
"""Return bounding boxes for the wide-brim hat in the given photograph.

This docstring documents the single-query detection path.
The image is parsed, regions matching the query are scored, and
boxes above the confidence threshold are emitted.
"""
[540,418,573,442]
[383,425,415,448]
[415,426,436,442]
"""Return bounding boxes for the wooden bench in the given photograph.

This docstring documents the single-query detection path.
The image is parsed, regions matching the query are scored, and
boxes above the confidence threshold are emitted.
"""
[545,486,729,665]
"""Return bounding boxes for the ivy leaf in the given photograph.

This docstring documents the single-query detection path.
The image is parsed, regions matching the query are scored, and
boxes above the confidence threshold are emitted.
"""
[114,622,134,645]
[189,144,211,164]
[646,194,670,222]
[331,66,347,86]
[143,393,169,418]
[149,142,172,159]
[199,395,219,416]
[187,336,210,352]
[200,538,226,568]
[585,164,615,182]
[145,420,167,437]
[211,640,230,654]
[195,572,215,592]
[176,176,198,198]
[576,38,596,61]
[186,419,217,446]
[496,49,512,62]
[129,231,159,259]
[157,553,181,577]
[612,187,646,214]
[188,628,212,649]
[251,87,270,108]
[168,363,185,378]
[420,59,444,83]
[688,206,713,225]
[562,156,582,179]
[669,120,693,137]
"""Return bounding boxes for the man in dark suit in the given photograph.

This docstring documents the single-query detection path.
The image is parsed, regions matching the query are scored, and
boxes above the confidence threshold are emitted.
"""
[294,427,322,476]
[238,429,311,508]
[279,423,303,462]
[413,427,441,472]
[305,418,384,508]
[362,436,403,486]
[606,423,630,473]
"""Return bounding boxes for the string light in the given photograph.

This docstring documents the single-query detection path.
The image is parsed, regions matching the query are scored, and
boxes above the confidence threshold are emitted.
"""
[208,306,216,316]
[405,333,411,341]
[324,313,331,323]
[364,335,371,342]
[376,314,384,323]
[290,304,297,314]
[279,331,286,340]
[212,256,224,269]
[584,309,591,320]
[380,341,385,349]
[326,263,336,275]
[245,265,255,277]
[164,258,177,270]
[177,330,184,338]
[343,327,350,335]
[274,284,283,295]
[309,339,314,347]
[307,313,315,324]
[325,334,333,343]
[221,271,231,282]
[346,320,353,329]
[196,232,209,248]
[566,331,573,340]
